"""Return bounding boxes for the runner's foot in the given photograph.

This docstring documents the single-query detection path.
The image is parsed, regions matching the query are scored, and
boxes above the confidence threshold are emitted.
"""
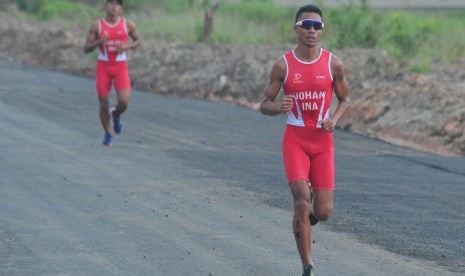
[102,133,112,146]
[302,264,314,276]
[111,108,123,134]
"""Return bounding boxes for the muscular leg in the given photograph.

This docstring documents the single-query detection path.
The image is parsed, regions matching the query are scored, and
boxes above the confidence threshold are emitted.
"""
[113,89,130,118]
[98,95,112,135]
[289,180,313,266]
[312,189,334,221]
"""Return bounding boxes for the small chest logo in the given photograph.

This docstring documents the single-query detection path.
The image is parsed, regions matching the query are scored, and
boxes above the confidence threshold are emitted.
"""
[316,75,326,80]
[293,73,302,84]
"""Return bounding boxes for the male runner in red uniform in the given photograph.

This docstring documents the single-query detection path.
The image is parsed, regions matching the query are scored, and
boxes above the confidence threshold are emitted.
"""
[260,4,350,276]
[83,0,140,146]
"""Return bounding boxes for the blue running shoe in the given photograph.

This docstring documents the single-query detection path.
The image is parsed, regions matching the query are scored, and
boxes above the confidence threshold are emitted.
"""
[111,108,123,134]
[102,133,112,146]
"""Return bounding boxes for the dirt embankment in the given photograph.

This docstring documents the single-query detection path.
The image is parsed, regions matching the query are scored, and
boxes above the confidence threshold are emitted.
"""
[1,5,464,156]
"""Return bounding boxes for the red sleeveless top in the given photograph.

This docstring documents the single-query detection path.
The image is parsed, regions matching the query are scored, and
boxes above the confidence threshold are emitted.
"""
[283,49,333,128]
[97,17,128,62]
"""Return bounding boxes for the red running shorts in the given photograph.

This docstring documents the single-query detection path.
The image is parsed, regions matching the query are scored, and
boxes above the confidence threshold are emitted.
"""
[96,60,131,97]
[282,124,335,190]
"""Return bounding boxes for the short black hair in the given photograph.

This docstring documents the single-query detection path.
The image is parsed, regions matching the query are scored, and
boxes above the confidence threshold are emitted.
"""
[107,0,123,5]
[295,4,323,23]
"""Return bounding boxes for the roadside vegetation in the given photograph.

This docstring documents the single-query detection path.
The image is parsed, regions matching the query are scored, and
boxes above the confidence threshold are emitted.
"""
[12,0,465,71]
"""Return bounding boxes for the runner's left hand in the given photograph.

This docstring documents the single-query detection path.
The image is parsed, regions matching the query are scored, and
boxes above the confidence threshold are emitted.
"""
[320,118,335,132]
[117,44,130,54]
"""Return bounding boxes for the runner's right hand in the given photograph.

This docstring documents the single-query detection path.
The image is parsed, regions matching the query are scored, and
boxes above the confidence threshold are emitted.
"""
[281,95,294,115]
[98,32,108,44]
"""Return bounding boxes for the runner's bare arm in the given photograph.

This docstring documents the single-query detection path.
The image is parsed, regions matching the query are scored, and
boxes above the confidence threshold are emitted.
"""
[260,58,293,116]
[118,19,141,53]
[83,21,105,54]
[324,55,350,128]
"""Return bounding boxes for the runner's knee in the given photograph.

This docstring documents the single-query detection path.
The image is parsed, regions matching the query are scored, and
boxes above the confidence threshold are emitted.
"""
[294,197,311,215]
[117,101,128,111]
[314,205,333,221]
[99,100,110,111]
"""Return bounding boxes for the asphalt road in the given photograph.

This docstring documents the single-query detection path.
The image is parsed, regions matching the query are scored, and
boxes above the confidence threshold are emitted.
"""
[1,60,464,275]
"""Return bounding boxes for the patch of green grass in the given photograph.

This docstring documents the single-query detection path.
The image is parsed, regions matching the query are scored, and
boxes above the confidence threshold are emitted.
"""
[409,60,433,73]
[420,15,465,64]
[218,1,294,24]
[315,1,464,69]
[212,1,295,44]
[18,0,99,24]
[17,0,44,13]
[324,0,377,49]
[374,12,436,59]
[135,10,203,43]
[210,14,294,44]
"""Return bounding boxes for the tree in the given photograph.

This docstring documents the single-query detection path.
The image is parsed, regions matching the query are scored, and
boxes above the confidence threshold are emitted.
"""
[203,1,221,42]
